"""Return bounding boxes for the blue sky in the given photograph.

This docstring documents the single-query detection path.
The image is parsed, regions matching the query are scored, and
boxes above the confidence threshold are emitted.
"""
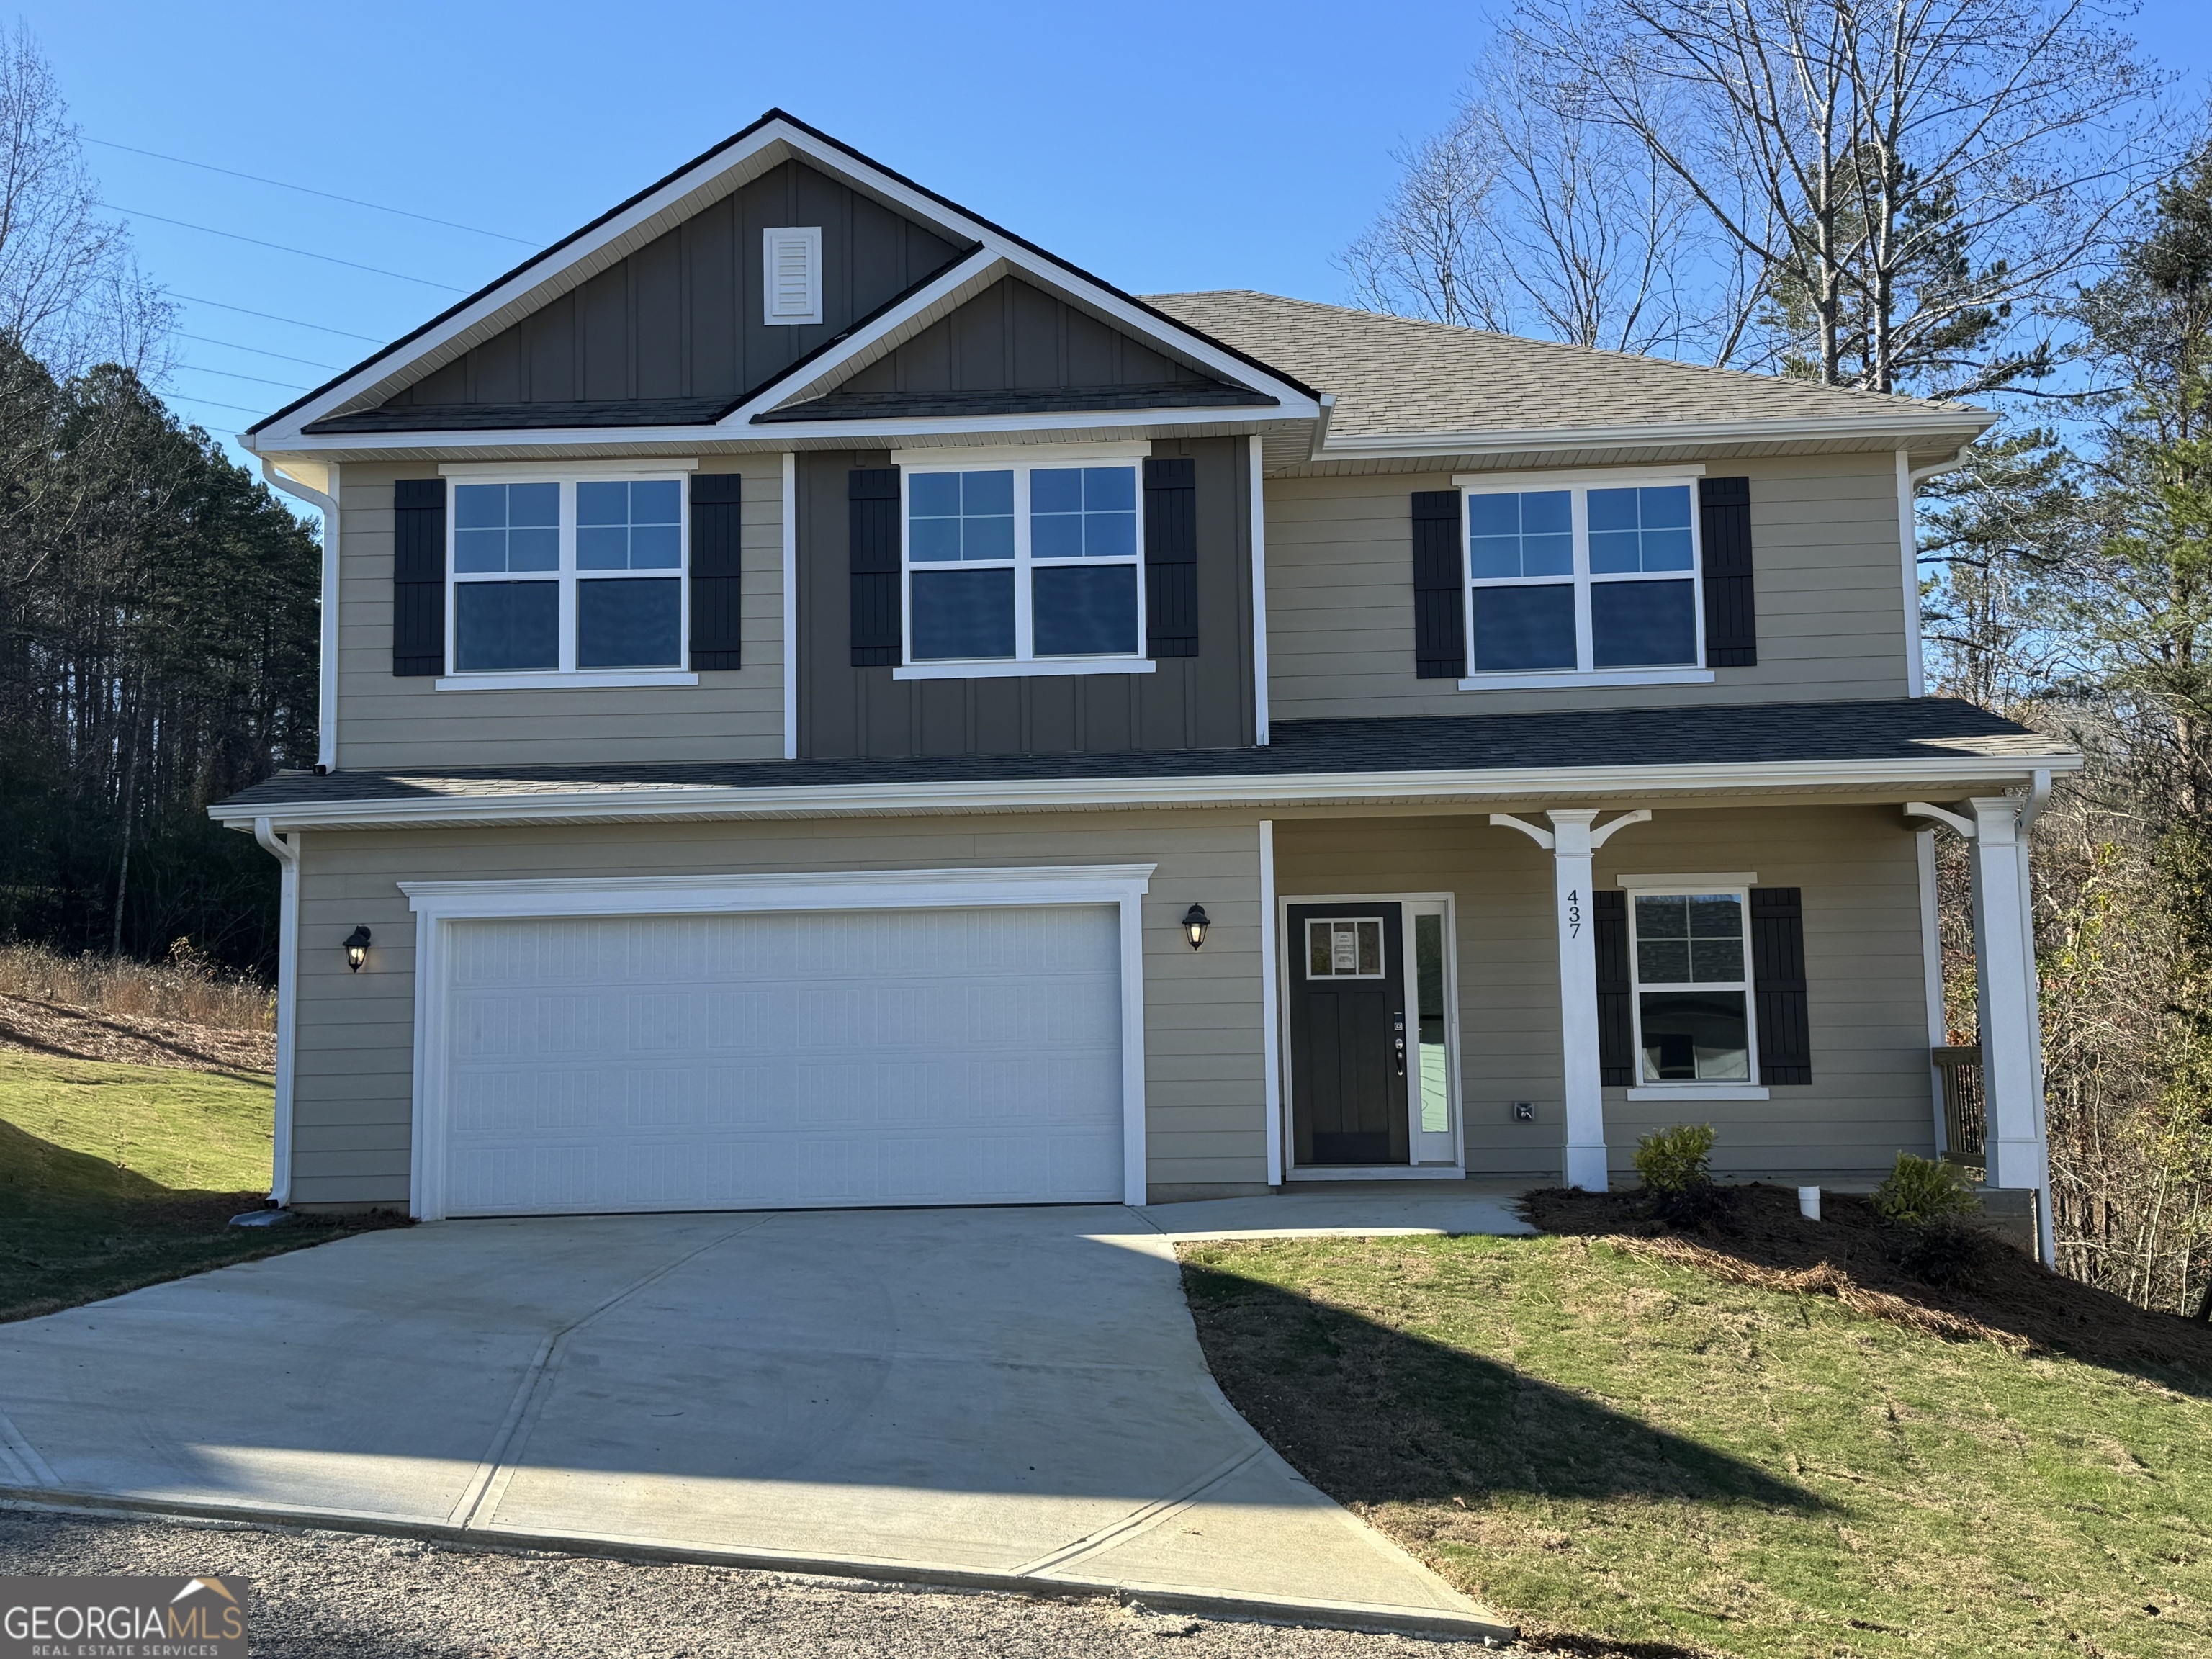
[22,1,2212,483]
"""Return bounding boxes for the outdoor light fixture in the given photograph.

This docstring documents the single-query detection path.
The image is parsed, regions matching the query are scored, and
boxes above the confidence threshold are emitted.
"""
[343,925,372,973]
[1181,904,1210,951]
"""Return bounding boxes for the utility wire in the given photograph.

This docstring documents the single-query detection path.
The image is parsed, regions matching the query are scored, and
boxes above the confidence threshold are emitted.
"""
[163,392,277,418]
[86,136,540,245]
[176,331,338,372]
[175,361,310,391]
[99,202,468,291]
[168,293,386,343]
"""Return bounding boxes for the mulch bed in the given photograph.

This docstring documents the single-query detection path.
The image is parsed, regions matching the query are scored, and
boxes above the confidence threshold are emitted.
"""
[1527,1182,2212,1380]
[0,993,274,1074]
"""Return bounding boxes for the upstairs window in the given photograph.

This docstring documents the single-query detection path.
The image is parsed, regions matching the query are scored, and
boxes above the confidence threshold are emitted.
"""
[903,460,1144,667]
[1462,475,1704,682]
[449,475,688,677]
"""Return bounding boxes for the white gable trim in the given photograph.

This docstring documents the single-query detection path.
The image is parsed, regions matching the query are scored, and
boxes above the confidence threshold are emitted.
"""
[244,114,1315,455]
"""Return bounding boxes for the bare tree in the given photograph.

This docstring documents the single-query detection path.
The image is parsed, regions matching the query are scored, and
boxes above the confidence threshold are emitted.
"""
[1337,45,1739,356]
[1506,0,2175,395]
[0,22,171,378]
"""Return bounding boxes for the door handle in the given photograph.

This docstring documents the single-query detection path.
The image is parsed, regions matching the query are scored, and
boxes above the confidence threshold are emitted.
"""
[1394,1035,1406,1076]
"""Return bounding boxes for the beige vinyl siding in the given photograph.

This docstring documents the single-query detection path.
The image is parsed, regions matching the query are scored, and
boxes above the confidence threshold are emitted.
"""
[1262,451,1912,720]
[1273,803,1937,1181]
[331,459,786,770]
[286,810,1272,1209]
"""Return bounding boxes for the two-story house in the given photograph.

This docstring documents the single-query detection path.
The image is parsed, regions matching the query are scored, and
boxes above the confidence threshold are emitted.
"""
[217,112,2075,1254]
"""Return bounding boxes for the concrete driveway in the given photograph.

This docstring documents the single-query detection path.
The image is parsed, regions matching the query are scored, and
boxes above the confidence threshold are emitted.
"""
[0,1199,1520,1639]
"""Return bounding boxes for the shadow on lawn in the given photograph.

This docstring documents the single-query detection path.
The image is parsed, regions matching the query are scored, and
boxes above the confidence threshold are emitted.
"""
[1182,1257,1819,1513]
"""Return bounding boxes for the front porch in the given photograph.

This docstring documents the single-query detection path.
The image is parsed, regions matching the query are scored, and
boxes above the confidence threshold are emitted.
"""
[1257,793,2053,1255]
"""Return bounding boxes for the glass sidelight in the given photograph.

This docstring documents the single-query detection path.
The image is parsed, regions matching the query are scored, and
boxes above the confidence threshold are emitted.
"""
[1408,904,1459,1163]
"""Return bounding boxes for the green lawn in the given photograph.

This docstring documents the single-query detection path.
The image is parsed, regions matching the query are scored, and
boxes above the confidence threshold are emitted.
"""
[1180,1233,2211,1659]
[1,1051,392,1322]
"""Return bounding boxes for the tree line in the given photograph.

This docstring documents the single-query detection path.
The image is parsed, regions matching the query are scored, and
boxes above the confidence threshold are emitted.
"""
[0,26,319,976]
[1348,0,2211,1313]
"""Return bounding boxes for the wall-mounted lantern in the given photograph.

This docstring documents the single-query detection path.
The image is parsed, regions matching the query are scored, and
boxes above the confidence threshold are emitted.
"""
[1180,904,1210,951]
[343,925,372,973]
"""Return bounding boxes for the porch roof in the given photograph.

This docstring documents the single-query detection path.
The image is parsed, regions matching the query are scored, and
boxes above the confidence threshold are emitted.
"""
[211,698,2076,832]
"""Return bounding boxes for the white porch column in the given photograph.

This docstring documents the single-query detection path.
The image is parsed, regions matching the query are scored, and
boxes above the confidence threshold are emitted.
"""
[1493,807,1651,1191]
[1967,796,2048,1197]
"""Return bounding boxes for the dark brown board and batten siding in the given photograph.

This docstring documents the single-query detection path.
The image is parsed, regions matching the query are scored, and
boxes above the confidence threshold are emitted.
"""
[369,161,968,418]
[796,438,1254,760]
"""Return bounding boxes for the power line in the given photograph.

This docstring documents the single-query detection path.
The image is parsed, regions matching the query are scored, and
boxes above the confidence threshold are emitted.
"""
[174,361,310,392]
[86,136,540,246]
[176,331,338,372]
[99,202,468,291]
[161,392,274,418]
[168,293,385,343]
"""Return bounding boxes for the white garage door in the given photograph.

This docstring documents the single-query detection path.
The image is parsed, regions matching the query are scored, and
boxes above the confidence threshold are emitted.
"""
[436,904,1125,1216]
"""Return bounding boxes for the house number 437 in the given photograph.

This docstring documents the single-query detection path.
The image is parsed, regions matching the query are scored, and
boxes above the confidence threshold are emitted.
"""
[1564,889,1582,938]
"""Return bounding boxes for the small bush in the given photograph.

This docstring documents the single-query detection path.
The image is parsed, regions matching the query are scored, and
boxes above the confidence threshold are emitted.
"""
[1873,1153,1982,1226]
[1635,1123,1717,1196]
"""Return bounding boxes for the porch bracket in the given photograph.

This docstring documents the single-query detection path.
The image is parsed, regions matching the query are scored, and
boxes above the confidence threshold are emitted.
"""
[1497,809,1655,1193]
[1903,801,1975,838]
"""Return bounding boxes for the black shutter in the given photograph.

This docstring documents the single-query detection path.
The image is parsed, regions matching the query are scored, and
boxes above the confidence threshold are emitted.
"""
[849,467,901,667]
[1700,476,1757,667]
[688,472,745,670]
[1144,457,1197,658]
[1750,886,1811,1084]
[1593,890,1635,1086]
[1411,491,1466,678]
[392,478,446,677]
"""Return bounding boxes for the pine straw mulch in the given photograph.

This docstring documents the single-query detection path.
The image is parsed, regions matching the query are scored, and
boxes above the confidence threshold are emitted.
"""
[0,992,274,1074]
[1527,1182,2212,1381]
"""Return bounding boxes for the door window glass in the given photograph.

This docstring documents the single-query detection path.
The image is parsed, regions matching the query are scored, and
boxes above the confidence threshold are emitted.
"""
[1306,917,1384,978]
[1414,912,1450,1133]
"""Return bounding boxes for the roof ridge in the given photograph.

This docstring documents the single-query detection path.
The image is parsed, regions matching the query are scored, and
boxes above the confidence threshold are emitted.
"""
[1142,289,1984,417]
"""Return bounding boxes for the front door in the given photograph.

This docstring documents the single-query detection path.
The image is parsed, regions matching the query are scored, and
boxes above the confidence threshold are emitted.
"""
[1287,904,1411,1166]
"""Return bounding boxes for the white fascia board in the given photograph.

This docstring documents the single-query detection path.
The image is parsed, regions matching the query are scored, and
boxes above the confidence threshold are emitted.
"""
[249,129,819,449]
[213,749,2082,833]
[1325,408,1998,464]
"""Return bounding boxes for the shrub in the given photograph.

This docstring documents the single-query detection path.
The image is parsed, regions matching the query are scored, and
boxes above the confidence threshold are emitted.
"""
[1872,1153,1982,1226]
[1635,1123,1717,1196]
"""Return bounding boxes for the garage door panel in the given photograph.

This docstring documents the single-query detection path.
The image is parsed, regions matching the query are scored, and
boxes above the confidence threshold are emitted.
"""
[439,904,1125,1215]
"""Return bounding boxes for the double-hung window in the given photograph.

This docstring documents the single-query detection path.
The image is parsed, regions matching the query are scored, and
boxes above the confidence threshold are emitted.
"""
[1460,470,1706,687]
[1628,888,1754,1084]
[899,454,1146,674]
[449,474,688,683]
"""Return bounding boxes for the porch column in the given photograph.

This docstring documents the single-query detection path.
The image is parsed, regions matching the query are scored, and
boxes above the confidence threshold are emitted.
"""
[1966,796,2049,1197]
[1493,807,1651,1191]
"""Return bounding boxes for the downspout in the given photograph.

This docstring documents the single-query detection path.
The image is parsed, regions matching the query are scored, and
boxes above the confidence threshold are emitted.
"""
[253,817,300,1208]
[1897,444,1972,700]
[260,459,341,772]
[2018,769,2056,1267]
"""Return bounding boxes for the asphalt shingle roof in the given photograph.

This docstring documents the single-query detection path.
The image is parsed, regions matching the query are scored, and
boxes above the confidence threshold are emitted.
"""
[1143,291,1989,443]
[217,698,2067,813]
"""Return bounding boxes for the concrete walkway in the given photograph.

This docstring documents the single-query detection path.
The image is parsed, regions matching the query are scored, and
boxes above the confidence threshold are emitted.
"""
[0,1200,1522,1640]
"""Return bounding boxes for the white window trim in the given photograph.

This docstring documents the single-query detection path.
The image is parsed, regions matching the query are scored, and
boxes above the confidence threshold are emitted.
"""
[763,226,823,326]
[443,472,691,686]
[1624,880,1761,1092]
[400,863,1156,1221]
[1456,468,1709,686]
[898,454,1150,675]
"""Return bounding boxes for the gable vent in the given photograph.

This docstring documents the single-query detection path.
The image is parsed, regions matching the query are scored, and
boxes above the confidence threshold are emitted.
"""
[763,227,823,326]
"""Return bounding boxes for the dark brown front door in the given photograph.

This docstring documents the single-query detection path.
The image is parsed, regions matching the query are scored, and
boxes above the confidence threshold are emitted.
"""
[1287,904,1411,1166]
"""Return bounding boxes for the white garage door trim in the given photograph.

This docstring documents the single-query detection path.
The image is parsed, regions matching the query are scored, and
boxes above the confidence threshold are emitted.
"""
[400,863,1155,1220]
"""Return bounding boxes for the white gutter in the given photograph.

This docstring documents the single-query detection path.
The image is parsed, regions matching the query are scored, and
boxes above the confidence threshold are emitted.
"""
[1315,408,1996,463]
[252,817,300,1208]
[212,749,2080,835]
[260,459,341,771]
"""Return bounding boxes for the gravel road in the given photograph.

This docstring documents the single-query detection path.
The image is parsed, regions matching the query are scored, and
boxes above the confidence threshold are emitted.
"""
[0,1506,1499,1658]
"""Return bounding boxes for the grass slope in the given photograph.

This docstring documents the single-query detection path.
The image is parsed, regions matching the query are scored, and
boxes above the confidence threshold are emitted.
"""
[1181,1233,2211,1659]
[1,1052,387,1322]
